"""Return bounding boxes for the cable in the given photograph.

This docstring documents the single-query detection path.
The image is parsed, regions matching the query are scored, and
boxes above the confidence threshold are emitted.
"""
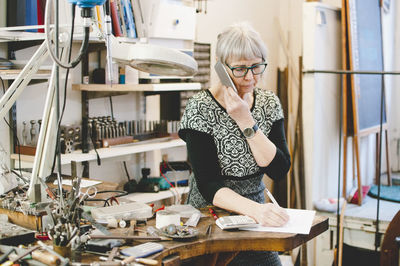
[160,171,179,204]
[163,161,184,204]
[0,76,24,179]
[83,190,128,206]
[10,169,29,184]
[45,0,90,69]
[89,128,101,166]
[51,4,77,173]
[123,161,131,181]
[160,163,181,204]
[2,118,23,177]
[109,96,114,120]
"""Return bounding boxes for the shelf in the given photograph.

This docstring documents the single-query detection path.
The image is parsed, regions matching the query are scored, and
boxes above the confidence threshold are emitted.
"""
[11,138,186,165]
[0,30,45,42]
[0,26,141,43]
[0,69,51,80]
[72,82,201,92]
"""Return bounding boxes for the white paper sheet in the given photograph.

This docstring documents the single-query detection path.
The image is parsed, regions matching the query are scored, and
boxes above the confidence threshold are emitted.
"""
[53,179,102,188]
[240,208,316,234]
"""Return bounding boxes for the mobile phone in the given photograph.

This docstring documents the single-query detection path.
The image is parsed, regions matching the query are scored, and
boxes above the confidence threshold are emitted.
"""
[214,61,238,93]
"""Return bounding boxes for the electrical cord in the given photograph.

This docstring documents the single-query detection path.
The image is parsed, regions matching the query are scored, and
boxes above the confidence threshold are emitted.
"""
[45,0,90,69]
[160,163,181,204]
[0,76,24,180]
[123,161,131,181]
[83,190,128,207]
[51,4,77,173]
[109,96,114,120]
[10,169,29,184]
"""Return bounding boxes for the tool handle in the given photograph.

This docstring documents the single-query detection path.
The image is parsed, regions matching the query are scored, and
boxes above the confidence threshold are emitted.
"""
[121,256,158,265]
[120,255,136,265]
[32,250,60,265]
[136,258,158,265]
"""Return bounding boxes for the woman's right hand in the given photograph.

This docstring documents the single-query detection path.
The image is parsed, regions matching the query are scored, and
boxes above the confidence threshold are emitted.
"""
[223,86,254,130]
[253,203,289,227]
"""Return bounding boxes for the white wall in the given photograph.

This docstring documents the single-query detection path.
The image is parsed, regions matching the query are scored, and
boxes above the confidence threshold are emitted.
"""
[390,0,400,171]
[195,0,303,93]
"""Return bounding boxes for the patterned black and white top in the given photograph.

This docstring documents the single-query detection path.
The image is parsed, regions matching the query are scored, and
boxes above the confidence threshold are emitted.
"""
[178,88,290,208]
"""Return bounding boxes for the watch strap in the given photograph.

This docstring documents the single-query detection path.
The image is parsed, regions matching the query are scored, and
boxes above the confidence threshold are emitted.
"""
[252,123,259,132]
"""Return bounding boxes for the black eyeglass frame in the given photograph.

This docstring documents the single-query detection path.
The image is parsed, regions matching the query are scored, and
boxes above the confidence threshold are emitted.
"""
[225,61,268,78]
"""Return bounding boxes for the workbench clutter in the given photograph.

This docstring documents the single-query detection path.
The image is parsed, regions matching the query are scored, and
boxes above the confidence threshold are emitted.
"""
[85,116,180,150]
[124,163,190,194]
[14,121,82,156]
[14,119,43,156]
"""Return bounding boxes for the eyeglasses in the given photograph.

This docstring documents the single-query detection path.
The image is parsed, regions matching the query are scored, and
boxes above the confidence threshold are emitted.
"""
[226,62,268,77]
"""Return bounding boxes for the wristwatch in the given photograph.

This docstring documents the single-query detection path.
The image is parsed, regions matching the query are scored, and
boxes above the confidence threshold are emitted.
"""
[242,123,259,139]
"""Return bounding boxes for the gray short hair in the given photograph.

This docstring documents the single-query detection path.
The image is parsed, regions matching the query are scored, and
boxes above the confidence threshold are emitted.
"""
[216,22,267,64]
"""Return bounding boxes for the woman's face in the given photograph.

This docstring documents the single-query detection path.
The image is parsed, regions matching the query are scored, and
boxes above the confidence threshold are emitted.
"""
[226,57,265,95]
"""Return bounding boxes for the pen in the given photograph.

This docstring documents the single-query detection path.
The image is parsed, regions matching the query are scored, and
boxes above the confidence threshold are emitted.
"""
[209,208,219,220]
[264,188,280,207]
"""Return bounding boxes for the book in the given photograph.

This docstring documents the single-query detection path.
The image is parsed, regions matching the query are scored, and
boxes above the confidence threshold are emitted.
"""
[37,0,45,33]
[16,0,26,26]
[25,0,38,32]
[121,0,137,38]
[0,1,5,27]
[7,0,26,27]
[131,0,146,38]
[110,0,123,36]
[116,0,127,37]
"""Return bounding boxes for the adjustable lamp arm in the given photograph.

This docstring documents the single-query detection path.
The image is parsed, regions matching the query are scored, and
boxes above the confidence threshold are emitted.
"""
[0,42,49,120]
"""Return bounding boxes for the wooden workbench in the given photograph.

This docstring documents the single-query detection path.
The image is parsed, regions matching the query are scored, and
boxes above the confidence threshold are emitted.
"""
[147,214,328,265]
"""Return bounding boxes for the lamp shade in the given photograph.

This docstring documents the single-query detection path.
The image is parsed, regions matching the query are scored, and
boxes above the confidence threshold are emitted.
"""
[111,37,198,77]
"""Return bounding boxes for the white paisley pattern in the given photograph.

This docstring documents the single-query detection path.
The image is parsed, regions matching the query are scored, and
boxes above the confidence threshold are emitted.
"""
[179,88,283,177]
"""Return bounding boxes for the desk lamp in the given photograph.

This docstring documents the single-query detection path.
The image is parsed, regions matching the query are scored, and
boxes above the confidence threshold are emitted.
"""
[0,0,197,203]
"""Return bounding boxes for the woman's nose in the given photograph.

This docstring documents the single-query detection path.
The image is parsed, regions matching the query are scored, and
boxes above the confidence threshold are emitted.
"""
[244,69,254,80]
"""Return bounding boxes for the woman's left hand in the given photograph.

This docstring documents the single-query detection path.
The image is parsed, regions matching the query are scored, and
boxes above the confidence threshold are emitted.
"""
[223,86,254,129]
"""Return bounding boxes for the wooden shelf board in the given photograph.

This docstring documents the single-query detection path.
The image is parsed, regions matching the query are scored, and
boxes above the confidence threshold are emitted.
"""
[72,82,201,92]
[11,138,186,165]
[10,154,36,163]
[0,69,51,80]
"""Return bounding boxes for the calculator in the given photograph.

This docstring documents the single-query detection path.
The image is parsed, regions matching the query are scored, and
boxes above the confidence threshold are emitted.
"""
[216,215,257,230]
[120,242,164,258]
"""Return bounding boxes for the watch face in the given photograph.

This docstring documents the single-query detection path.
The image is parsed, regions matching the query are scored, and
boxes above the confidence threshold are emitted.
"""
[243,127,255,138]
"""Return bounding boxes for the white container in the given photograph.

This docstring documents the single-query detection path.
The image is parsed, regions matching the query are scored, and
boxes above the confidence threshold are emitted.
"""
[91,202,153,221]
[156,210,180,229]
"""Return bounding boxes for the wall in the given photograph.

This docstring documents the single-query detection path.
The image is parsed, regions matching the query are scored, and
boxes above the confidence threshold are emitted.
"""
[195,0,303,94]
[390,0,400,171]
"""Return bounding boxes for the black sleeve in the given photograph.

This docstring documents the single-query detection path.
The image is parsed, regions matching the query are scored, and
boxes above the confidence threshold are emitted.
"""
[259,118,291,181]
[182,129,224,203]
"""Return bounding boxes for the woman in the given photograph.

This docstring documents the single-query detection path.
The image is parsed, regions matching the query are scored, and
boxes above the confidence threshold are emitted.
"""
[179,22,291,265]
